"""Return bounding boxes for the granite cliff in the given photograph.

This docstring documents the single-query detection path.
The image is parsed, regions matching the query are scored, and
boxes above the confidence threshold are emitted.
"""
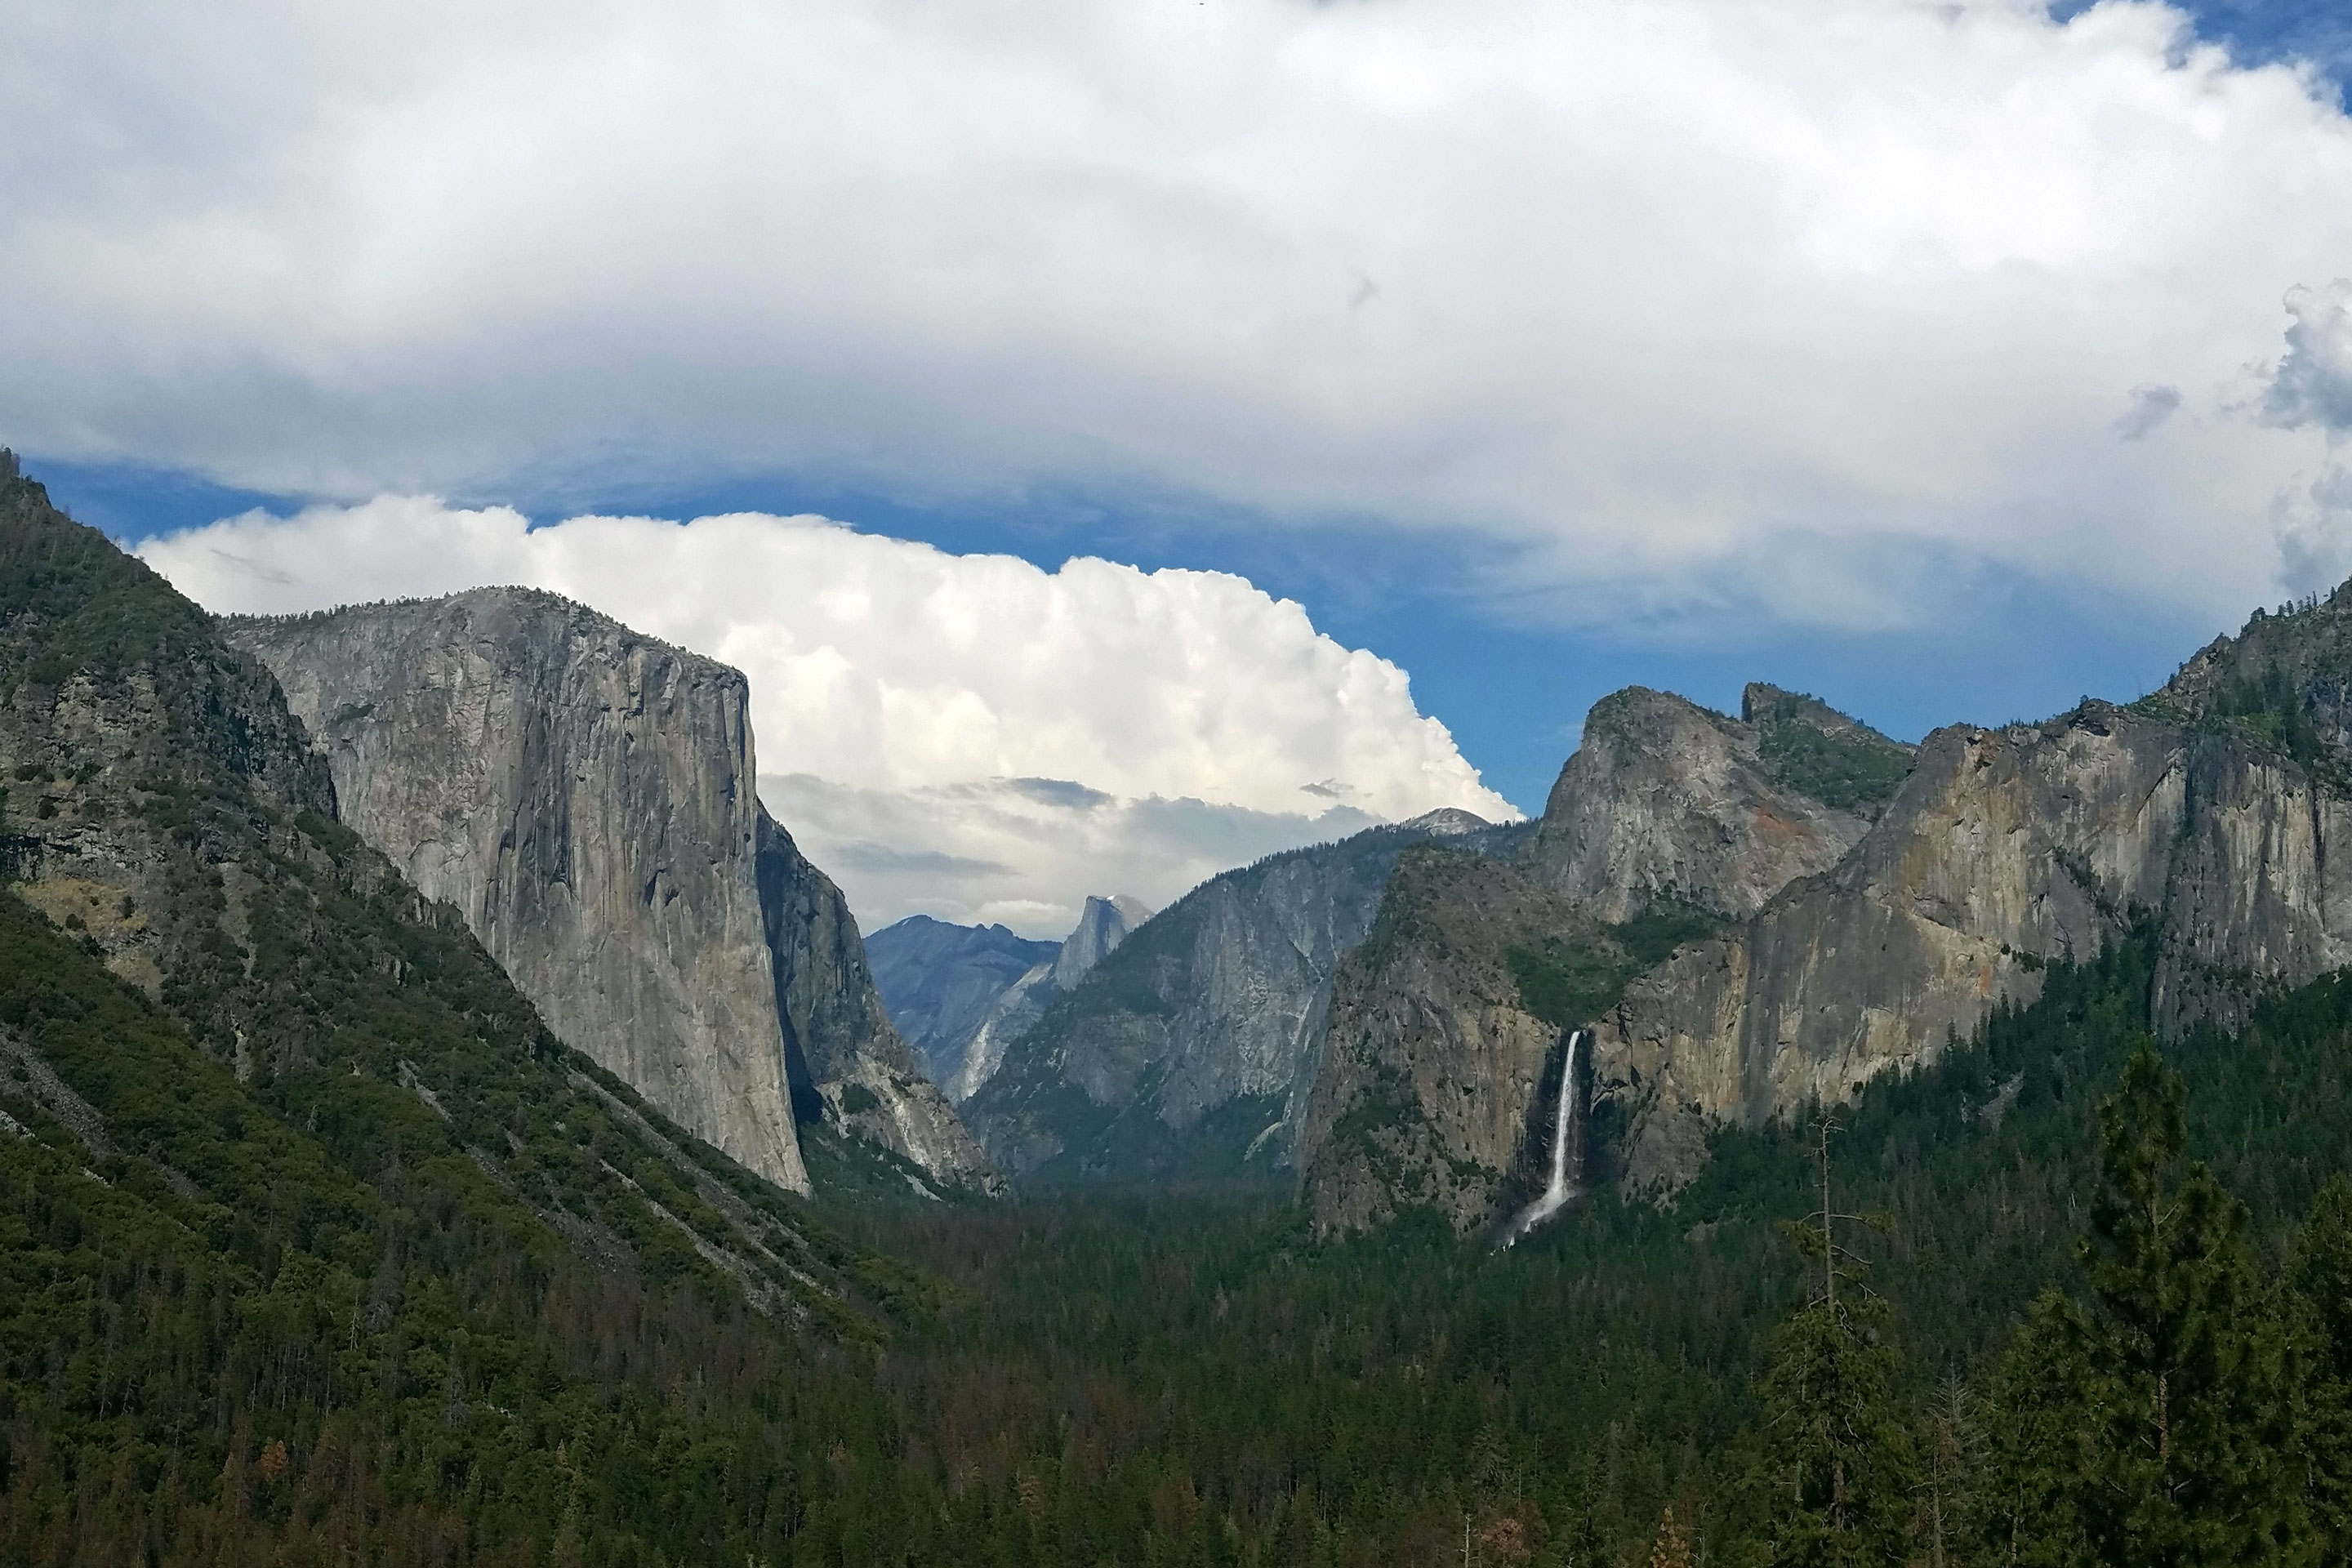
[753,810,997,1188]
[1298,686,1909,1234]
[967,813,1521,1183]
[1526,684,1909,919]
[1585,590,2352,1195]
[1593,689,2352,1193]
[225,590,993,1195]
[1296,849,1591,1236]
[929,893,1154,1103]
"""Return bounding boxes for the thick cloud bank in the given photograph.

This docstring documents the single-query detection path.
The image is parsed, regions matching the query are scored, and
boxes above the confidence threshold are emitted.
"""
[140,501,1511,933]
[12,2,2352,628]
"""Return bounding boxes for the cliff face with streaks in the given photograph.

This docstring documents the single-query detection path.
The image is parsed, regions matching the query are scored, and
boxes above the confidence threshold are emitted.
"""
[1594,621,2352,1192]
[1297,849,1588,1237]
[1525,684,1909,920]
[1297,687,1913,1232]
[967,815,1524,1184]
[225,589,993,1195]
[753,810,997,1190]
[867,895,1152,1107]
[866,915,1058,1087]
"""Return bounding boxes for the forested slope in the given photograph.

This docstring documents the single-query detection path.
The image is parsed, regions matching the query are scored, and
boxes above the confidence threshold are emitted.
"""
[0,456,937,1563]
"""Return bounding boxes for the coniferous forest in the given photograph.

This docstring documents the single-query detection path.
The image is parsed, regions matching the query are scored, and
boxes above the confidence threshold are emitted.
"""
[6,463,2352,1565]
[15,859,2352,1565]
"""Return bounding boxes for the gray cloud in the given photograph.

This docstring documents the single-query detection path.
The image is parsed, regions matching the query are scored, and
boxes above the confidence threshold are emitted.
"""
[2265,281,2352,432]
[2274,464,2352,595]
[2115,384,2182,439]
[1003,777,1114,811]
[762,772,1379,937]
[12,1,2352,627]
[822,842,1013,878]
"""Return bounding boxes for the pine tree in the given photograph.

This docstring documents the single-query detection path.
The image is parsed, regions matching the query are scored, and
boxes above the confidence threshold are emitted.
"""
[1978,1041,2306,1567]
[1973,1291,2096,1566]
[2289,1175,2352,1552]
[2078,1041,2302,1564]
[1646,1504,1693,1568]
[1748,1118,1918,1567]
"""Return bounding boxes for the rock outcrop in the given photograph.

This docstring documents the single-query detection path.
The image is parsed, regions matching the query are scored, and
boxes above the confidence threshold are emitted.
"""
[1525,684,1909,920]
[754,811,997,1189]
[969,816,1521,1183]
[865,896,1151,1105]
[1296,684,1909,1232]
[225,589,992,1195]
[1594,630,2352,1192]
[938,894,1152,1103]
[1056,894,1152,987]
[1298,849,1589,1236]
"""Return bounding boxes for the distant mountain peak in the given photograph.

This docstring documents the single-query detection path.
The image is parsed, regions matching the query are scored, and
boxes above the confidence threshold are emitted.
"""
[1400,807,1492,836]
[1054,893,1154,990]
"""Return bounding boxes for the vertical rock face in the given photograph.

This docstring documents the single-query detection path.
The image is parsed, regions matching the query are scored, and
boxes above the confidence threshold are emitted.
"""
[1054,895,1152,988]
[1298,849,1586,1236]
[1526,684,1909,920]
[862,896,1150,1106]
[225,590,812,1193]
[967,817,1523,1183]
[1294,684,1911,1232]
[1593,693,2352,1193]
[225,589,995,1196]
[754,810,999,1190]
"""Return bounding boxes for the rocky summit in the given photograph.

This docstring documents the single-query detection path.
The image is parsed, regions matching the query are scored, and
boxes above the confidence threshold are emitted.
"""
[866,915,1058,1086]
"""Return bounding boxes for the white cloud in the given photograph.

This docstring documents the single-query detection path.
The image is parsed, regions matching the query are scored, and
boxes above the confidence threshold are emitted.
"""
[9,2,2352,633]
[138,498,1511,934]
[761,773,1380,936]
[2264,278,2352,432]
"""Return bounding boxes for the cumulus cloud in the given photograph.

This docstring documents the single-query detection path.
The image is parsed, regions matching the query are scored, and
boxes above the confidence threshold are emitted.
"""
[763,773,1379,935]
[8,1,2352,631]
[138,498,1511,933]
[2273,465,2352,595]
[2265,279,2352,432]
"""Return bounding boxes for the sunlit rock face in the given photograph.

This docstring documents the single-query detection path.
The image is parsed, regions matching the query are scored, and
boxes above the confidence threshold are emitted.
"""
[225,587,994,1196]
[1595,681,2352,1195]
[1526,684,1907,922]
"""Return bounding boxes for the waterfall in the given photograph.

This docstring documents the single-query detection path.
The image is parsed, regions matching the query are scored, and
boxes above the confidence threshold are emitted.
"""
[1500,1030,1583,1248]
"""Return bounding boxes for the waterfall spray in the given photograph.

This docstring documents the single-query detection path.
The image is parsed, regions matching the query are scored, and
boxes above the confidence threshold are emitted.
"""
[1500,1029,1583,1248]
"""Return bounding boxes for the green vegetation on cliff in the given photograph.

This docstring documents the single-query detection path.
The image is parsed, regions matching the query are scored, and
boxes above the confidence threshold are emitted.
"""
[1744,682,1915,813]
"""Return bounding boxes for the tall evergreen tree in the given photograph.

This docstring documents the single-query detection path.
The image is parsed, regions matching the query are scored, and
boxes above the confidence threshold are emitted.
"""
[1745,1120,1917,1567]
[1979,1041,2305,1566]
[2289,1176,2352,1549]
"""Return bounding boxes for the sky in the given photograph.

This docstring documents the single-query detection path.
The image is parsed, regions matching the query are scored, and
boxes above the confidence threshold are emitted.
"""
[11,0,2352,935]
